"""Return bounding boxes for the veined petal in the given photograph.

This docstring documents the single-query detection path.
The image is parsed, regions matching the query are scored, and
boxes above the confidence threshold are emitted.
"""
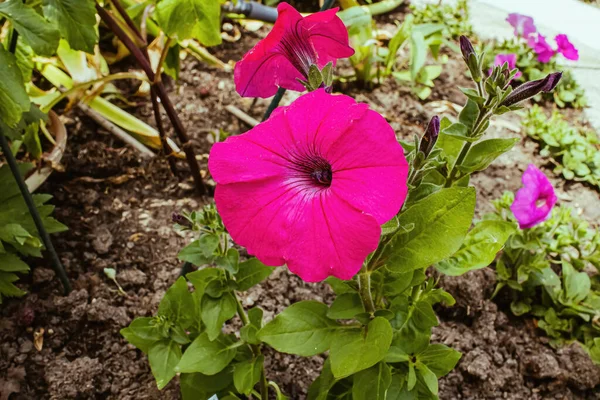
[327,109,408,224]
[302,7,355,66]
[284,190,380,282]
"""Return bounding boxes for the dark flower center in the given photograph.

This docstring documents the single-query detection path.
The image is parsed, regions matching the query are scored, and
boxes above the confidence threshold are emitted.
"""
[277,24,318,76]
[311,167,333,187]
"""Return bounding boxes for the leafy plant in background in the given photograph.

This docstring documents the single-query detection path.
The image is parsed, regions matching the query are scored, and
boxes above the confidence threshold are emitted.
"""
[523,106,600,189]
[486,13,586,108]
[0,0,226,195]
[409,0,473,39]
[487,188,600,364]
[339,4,446,99]
[121,1,566,392]
[0,164,67,304]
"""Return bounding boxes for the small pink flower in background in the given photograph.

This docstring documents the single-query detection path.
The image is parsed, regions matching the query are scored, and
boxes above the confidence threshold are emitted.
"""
[510,165,557,229]
[506,13,537,38]
[234,2,354,98]
[209,89,409,282]
[528,34,556,63]
[555,34,579,61]
[490,53,522,79]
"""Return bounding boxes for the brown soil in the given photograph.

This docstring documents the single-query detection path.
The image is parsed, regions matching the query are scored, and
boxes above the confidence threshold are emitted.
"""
[1,5,600,400]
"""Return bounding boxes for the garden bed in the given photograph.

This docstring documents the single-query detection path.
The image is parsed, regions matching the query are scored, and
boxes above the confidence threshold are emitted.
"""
[1,4,600,400]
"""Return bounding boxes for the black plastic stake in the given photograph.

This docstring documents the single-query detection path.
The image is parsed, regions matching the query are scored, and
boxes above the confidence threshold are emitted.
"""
[0,130,71,295]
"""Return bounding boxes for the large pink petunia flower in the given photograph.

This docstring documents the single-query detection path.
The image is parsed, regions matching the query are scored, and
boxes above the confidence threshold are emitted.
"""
[506,13,537,38]
[555,34,579,61]
[490,53,522,79]
[209,89,409,282]
[510,165,557,229]
[234,2,354,98]
[528,34,556,63]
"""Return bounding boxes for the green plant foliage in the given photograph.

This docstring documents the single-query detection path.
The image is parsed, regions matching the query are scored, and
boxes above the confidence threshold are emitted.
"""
[42,0,98,54]
[410,0,473,39]
[523,106,600,189]
[154,0,222,46]
[487,38,586,108]
[0,46,30,128]
[488,192,600,363]
[0,164,67,304]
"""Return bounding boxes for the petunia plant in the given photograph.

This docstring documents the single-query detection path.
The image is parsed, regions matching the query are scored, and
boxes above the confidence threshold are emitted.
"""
[485,168,600,364]
[121,5,565,399]
[486,13,586,108]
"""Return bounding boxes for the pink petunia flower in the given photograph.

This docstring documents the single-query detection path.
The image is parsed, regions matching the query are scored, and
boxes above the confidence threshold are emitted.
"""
[506,13,537,38]
[209,89,409,282]
[528,34,556,63]
[234,3,354,98]
[555,34,579,61]
[510,164,557,229]
[490,53,522,79]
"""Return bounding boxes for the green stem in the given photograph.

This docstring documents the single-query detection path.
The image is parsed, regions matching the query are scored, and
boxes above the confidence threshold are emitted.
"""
[367,0,405,15]
[358,272,376,314]
[0,129,71,294]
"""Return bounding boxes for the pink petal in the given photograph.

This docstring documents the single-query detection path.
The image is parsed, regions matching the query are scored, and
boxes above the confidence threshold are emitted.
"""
[284,190,380,282]
[510,164,557,229]
[326,109,408,224]
[302,7,355,66]
[233,3,307,97]
[209,116,292,184]
[506,13,536,37]
[555,34,579,61]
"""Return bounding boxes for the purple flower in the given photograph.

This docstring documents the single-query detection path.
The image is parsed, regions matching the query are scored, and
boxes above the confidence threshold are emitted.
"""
[419,115,440,156]
[528,34,556,63]
[506,13,537,38]
[490,53,522,79]
[501,72,562,107]
[510,165,557,229]
[555,34,579,61]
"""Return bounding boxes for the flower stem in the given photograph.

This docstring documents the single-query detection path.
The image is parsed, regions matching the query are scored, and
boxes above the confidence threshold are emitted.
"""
[358,272,376,314]
[0,130,71,294]
[262,87,286,121]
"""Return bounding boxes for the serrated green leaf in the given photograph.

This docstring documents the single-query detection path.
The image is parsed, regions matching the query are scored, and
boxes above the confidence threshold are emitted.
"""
[0,0,60,56]
[258,301,340,356]
[0,253,29,272]
[155,0,221,46]
[42,0,97,53]
[0,46,30,127]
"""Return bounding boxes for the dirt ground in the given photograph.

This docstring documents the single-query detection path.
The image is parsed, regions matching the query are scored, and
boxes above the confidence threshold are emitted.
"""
[1,4,600,400]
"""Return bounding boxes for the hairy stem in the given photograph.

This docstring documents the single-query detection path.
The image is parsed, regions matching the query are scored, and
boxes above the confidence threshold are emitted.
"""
[358,272,376,314]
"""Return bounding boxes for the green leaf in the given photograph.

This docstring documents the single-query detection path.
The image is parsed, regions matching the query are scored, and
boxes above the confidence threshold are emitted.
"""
[0,46,30,127]
[412,300,438,330]
[352,362,391,400]
[155,0,221,46]
[327,293,364,320]
[307,359,337,400]
[562,263,590,304]
[120,327,156,354]
[329,317,393,378]
[436,220,516,276]
[235,258,274,291]
[458,99,479,130]
[258,301,340,356]
[180,368,233,400]
[216,248,240,274]
[418,344,461,378]
[178,240,212,266]
[0,271,26,302]
[0,253,29,272]
[128,317,163,341]
[186,267,223,296]
[410,30,426,80]
[158,276,196,329]
[201,292,238,341]
[386,14,413,71]
[385,187,476,272]
[381,216,401,236]
[233,355,264,395]
[458,138,519,173]
[416,362,438,395]
[0,0,60,56]
[240,307,263,345]
[176,333,238,375]
[42,0,97,53]
[442,123,473,142]
[148,340,182,389]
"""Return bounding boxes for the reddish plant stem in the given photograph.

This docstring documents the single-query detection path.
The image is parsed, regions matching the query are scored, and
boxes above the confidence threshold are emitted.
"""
[150,87,178,174]
[107,0,145,44]
[95,3,207,195]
